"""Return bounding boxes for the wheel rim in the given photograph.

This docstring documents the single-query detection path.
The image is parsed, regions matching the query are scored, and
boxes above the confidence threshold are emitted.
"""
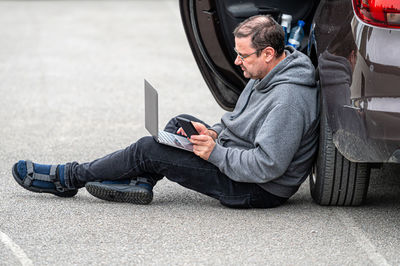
[311,164,317,185]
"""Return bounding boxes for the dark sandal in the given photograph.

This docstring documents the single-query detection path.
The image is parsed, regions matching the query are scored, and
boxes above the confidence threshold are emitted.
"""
[12,160,78,198]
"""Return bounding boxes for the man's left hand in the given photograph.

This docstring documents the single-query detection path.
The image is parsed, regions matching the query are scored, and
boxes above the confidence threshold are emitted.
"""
[189,134,216,160]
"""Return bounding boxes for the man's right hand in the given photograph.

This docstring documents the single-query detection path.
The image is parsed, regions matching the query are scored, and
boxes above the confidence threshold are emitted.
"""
[192,122,218,140]
[176,122,218,140]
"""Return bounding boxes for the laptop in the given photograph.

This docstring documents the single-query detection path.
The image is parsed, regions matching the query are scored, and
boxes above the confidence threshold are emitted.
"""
[144,79,194,152]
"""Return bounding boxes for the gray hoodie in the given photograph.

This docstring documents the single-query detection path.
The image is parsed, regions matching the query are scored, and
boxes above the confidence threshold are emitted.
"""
[208,46,319,198]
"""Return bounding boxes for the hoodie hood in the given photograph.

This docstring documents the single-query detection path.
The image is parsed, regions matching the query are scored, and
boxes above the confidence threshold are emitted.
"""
[255,46,316,92]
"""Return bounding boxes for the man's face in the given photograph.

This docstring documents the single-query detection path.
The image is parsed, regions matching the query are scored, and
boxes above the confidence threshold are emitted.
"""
[234,36,268,80]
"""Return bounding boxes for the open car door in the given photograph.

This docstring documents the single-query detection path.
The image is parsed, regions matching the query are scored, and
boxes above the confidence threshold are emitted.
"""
[179,0,319,110]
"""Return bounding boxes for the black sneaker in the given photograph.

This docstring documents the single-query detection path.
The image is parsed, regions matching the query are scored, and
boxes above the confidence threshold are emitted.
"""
[85,178,153,204]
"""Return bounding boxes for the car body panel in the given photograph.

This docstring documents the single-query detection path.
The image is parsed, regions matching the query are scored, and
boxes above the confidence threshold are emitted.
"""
[311,0,400,163]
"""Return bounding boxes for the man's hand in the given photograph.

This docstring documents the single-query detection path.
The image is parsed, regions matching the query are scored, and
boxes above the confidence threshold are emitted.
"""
[190,134,216,160]
[177,121,218,140]
[176,121,217,160]
[191,122,218,140]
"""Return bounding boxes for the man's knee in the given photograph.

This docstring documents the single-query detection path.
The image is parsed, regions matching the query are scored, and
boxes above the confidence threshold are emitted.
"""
[133,136,180,160]
[169,114,195,124]
[132,136,159,157]
[164,114,195,133]
[135,136,157,149]
[176,114,197,120]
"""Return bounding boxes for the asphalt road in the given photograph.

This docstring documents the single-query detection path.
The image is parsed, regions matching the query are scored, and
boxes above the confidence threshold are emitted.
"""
[1,1,400,265]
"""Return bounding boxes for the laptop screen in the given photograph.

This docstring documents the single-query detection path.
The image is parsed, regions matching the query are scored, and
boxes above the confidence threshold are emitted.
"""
[144,79,159,138]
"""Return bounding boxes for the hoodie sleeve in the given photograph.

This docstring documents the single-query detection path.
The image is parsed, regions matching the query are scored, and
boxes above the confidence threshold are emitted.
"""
[207,104,304,183]
[209,122,224,135]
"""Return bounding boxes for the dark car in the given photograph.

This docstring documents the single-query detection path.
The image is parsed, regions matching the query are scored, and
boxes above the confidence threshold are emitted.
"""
[179,0,400,206]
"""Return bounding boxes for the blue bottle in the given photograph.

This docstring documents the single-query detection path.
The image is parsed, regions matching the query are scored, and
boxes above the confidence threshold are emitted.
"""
[288,20,305,50]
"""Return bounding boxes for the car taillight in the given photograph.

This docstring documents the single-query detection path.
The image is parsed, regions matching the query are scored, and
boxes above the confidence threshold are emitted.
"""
[353,0,400,28]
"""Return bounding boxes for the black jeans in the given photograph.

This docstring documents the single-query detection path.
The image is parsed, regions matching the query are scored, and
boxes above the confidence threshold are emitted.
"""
[65,115,288,208]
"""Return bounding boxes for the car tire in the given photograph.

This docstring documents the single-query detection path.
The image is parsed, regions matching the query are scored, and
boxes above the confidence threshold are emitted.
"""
[310,108,370,206]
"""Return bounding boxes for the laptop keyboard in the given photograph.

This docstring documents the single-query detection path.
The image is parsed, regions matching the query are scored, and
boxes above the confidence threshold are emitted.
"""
[158,131,184,146]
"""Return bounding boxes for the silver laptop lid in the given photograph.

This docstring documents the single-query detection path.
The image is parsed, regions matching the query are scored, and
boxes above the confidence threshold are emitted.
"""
[144,79,159,138]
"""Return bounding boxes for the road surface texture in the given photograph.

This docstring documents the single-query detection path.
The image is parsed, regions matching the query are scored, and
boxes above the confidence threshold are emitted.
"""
[0,1,399,265]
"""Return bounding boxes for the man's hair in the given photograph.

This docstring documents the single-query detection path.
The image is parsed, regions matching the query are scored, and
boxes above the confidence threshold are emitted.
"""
[233,15,285,57]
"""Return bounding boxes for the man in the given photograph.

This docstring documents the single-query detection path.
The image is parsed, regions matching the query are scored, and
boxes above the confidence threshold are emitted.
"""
[12,15,318,208]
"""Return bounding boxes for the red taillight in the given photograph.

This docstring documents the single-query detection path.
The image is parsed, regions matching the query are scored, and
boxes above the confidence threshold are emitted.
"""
[353,0,400,28]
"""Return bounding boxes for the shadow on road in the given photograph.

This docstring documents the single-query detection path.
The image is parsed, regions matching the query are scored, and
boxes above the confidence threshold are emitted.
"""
[367,164,400,206]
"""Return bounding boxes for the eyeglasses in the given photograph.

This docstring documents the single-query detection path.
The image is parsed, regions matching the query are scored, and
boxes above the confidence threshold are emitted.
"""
[234,47,260,62]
